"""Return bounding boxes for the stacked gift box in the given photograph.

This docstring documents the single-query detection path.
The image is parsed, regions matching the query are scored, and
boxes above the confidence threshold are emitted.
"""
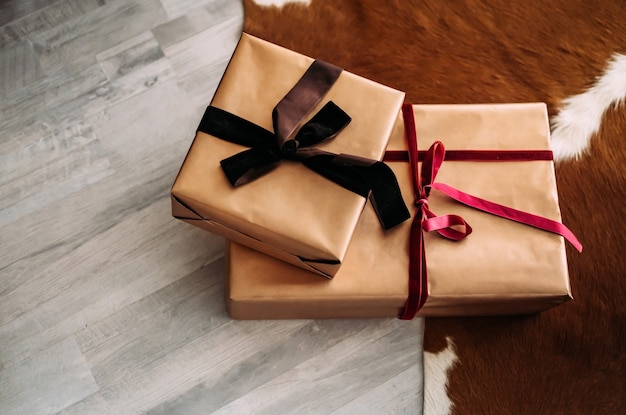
[171,33,581,320]
[171,33,408,279]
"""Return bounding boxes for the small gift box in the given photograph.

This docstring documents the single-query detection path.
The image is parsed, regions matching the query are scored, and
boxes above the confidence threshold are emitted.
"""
[171,33,408,278]
[226,103,582,319]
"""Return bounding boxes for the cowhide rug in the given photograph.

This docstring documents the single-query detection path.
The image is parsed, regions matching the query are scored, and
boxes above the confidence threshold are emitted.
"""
[244,1,626,413]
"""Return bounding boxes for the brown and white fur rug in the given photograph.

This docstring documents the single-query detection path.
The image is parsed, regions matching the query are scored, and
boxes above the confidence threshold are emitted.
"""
[244,1,626,413]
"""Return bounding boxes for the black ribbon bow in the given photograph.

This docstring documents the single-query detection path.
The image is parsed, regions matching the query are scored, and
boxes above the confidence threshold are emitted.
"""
[197,60,410,230]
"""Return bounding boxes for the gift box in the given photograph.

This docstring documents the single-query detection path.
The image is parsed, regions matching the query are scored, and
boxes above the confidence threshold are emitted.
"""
[171,33,407,278]
[226,103,581,319]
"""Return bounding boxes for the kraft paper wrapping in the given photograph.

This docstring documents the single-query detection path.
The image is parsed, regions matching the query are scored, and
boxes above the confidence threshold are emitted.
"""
[171,33,405,278]
[227,103,572,319]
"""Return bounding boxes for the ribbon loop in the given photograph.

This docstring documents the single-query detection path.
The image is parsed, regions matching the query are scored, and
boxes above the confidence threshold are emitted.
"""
[220,147,281,186]
[273,60,343,143]
[294,101,351,147]
[420,140,445,192]
[422,214,472,241]
[197,61,410,230]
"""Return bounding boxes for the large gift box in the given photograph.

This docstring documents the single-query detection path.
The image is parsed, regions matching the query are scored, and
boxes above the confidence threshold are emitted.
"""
[226,103,581,319]
[171,33,407,278]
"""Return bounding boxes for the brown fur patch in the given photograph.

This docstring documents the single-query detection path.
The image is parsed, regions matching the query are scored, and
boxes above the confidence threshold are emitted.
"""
[244,0,626,412]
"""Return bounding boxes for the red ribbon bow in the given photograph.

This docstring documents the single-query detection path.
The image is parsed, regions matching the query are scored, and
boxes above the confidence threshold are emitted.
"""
[390,104,582,320]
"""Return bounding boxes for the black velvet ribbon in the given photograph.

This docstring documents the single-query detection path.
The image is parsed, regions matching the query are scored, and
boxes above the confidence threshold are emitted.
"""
[197,60,410,230]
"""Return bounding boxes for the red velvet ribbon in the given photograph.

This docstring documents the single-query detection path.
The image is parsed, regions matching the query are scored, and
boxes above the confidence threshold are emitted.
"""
[388,104,583,320]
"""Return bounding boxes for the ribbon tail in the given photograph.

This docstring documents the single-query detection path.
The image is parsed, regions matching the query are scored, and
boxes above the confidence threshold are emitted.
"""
[399,213,428,320]
[301,155,410,230]
[430,182,583,252]
[366,162,412,230]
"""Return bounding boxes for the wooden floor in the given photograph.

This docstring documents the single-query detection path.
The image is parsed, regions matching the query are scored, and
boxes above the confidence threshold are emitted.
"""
[0,1,424,414]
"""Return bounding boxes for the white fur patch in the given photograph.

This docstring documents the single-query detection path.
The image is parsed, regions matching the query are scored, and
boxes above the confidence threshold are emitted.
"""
[252,0,311,7]
[423,337,458,415]
[550,53,626,161]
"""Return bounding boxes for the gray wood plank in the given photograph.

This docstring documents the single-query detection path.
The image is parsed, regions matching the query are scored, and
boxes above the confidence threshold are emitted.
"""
[77,259,229,379]
[30,0,167,76]
[0,80,212,360]
[148,319,422,414]
[0,40,45,97]
[96,31,165,81]
[56,393,114,415]
[0,0,51,28]
[330,366,423,415]
[0,63,107,133]
[0,115,113,228]
[0,80,196,288]
[162,13,243,106]
[0,336,99,415]
[0,0,105,49]
[86,79,200,168]
[0,201,222,363]
[79,312,311,412]
[153,0,243,49]
[159,0,219,20]
[2,33,176,125]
